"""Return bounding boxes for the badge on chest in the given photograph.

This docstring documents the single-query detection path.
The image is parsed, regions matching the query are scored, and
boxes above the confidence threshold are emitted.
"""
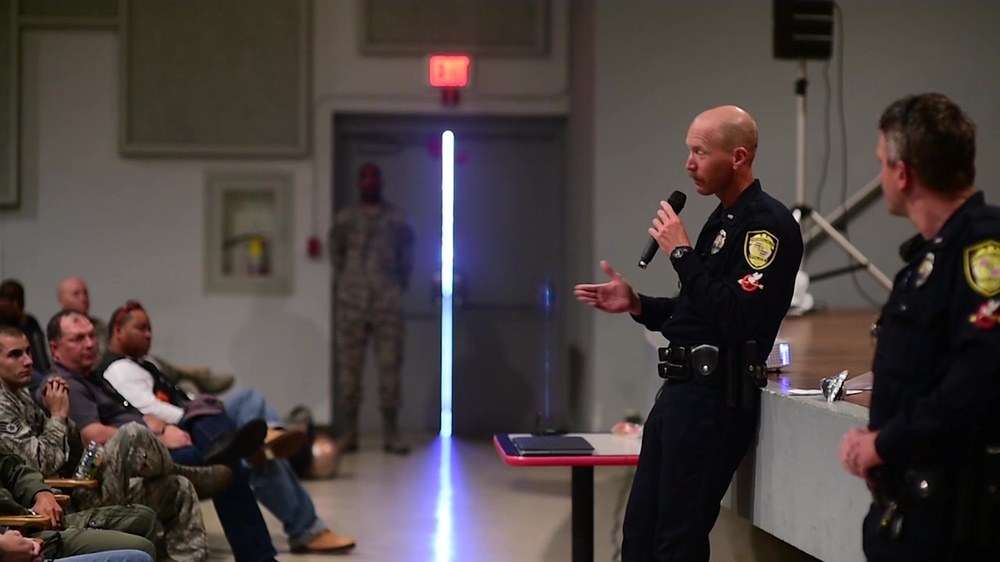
[711,229,726,255]
[912,253,935,288]
[964,240,1000,297]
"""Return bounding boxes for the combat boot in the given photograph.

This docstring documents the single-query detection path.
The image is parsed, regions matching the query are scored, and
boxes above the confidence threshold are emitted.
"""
[336,408,359,453]
[381,408,410,455]
[174,464,233,499]
[178,368,235,395]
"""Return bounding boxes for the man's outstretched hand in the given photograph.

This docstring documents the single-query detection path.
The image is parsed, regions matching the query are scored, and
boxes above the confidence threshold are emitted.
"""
[574,261,641,315]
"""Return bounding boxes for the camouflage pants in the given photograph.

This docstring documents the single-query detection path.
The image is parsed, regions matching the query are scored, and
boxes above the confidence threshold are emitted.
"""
[335,286,404,414]
[82,423,209,562]
[128,475,206,562]
[32,503,158,559]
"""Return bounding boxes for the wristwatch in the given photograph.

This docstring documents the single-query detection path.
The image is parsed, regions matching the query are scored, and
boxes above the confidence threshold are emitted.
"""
[670,245,694,262]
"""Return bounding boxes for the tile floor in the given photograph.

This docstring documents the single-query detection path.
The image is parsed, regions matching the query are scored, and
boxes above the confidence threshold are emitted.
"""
[202,435,821,562]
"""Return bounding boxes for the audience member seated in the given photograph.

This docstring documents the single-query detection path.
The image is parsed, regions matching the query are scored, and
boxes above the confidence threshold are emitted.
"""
[100,301,356,554]
[0,325,226,561]
[0,280,50,390]
[56,277,234,395]
[0,446,157,560]
[46,310,279,562]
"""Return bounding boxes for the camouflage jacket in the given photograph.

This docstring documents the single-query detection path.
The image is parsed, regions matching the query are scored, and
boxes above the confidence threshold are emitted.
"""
[0,446,53,515]
[330,203,415,292]
[0,382,82,477]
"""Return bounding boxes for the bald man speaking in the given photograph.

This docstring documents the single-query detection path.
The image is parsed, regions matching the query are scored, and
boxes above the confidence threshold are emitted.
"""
[575,106,803,561]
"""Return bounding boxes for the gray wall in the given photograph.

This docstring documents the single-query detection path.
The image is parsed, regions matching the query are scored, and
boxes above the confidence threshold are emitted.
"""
[1,0,998,433]
[0,0,571,426]
[583,0,1000,430]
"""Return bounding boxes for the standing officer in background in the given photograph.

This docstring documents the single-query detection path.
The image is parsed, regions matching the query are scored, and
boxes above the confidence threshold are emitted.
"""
[331,162,415,455]
[575,105,802,561]
[839,93,1000,560]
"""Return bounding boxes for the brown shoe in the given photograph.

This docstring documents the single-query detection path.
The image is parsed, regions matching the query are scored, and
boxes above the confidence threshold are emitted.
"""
[290,529,356,554]
[247,427,308,466]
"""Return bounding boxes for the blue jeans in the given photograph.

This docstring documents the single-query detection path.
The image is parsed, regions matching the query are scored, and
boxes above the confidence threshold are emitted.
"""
[173,412,277,562]
[54,550,154,562]
[224,388,327,548]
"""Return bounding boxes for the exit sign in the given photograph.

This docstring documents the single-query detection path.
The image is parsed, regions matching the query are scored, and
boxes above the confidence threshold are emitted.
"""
[429,55,470,88]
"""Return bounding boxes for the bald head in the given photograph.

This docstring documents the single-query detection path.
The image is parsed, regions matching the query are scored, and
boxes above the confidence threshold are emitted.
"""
[685,105,760,205]
[57,276,90,314]
[693,105,758,161]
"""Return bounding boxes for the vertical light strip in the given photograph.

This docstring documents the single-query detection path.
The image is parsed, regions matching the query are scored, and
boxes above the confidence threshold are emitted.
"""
[433,439,454,562]
[440,130,455,437]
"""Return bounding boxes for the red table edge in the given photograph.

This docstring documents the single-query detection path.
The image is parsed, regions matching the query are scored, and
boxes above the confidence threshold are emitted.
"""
[493,434,640,467]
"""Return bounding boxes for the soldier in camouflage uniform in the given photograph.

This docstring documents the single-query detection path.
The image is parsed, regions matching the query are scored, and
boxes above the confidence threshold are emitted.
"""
[0,446,157,559]
[331,162,415,454]
[0,326,212,561]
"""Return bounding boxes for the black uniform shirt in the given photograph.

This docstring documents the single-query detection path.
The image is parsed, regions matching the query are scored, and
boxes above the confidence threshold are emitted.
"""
[632,180,803,362]
[871,191,1000,467]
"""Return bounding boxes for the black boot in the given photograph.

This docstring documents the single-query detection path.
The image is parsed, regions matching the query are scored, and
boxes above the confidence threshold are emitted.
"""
[336,408,359,453]
[382,408,410,455]
[203,418,267,466]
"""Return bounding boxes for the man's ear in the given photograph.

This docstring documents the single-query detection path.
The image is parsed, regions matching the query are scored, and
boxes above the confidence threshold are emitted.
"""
[733,147,749,168]
[897,160,913,192]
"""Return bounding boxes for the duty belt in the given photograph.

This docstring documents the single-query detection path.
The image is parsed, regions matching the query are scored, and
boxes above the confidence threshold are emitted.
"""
[658,342,768,410]
[867,465,951,540]
[657,344,723,385]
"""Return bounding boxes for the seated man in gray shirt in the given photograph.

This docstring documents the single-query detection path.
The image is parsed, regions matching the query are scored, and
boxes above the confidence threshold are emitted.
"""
[47,310,279,562]
[0,325,221,562]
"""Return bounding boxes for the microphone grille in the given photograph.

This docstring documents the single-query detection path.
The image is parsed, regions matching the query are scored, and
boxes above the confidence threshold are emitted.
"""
[667,191,687,213]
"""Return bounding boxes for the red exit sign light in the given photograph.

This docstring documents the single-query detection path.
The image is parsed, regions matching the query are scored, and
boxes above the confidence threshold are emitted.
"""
[429,55,470,88]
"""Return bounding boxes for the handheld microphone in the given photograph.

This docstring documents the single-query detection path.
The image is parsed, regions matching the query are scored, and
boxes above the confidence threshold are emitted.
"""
[638,190,687,269]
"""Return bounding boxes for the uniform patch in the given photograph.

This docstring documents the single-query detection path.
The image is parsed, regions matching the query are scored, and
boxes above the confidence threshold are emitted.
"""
[738,272,764,292]
[913,253,935,288]
[0,421,20,434]
[744,231,778,270]
[964,240,1000,297]
[970,299,999,329]
[711,229,727,254]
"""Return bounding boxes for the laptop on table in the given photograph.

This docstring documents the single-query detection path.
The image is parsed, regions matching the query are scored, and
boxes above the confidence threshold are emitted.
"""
[511,435,595,456]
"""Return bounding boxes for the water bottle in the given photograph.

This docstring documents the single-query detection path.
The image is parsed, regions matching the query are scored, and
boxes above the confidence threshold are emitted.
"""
[74,441,104,479]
